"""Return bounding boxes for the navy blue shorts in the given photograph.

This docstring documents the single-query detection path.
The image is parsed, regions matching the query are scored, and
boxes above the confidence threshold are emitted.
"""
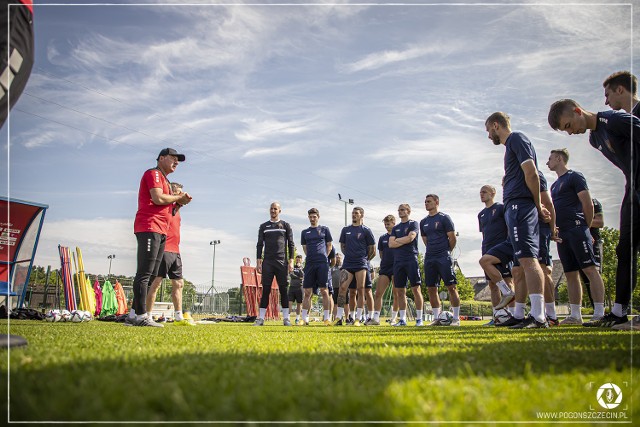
[484,239,513,280]
[424,255,457,287]
[379,265,394,279]
[303,263,329,289]
[393,259,422,288]
[345,268,372,289]
[538,224,552,266]
[505,199,539,261]
[557,226,598,273]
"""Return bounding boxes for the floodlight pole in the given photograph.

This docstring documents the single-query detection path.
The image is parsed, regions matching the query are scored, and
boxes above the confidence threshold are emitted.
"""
[338,194,354,227]
[107,254,116,278]
[210,240,221,311]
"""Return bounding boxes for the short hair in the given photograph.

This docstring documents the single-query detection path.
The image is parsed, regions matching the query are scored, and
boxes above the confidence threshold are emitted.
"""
[548,99,581,130]
[353,206,364,216]
[551,148,570,164]
[485,112,511,130]
[295,254,303,259]
[425,194,439,203]
[398,203,411,213]
[170,182,183,192]
[603,71,637,95]
[481,185,496,195]
[383,214,396,223]
[307,208,320,216]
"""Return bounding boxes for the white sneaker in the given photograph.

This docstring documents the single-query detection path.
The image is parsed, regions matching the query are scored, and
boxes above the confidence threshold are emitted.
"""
[559,316,583,326]
[253,318,265,326]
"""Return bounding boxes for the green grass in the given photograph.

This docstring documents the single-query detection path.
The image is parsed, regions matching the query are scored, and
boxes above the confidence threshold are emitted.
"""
[1,319,638,423]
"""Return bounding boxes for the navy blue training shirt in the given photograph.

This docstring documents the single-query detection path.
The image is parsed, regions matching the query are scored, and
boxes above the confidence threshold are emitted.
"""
[503,131,539,205]
[420,212,455,257]
[551,170,589,231]
[478,203,508,254]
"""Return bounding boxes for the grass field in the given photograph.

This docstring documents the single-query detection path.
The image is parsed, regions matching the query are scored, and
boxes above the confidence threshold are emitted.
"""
[1,319,638,424]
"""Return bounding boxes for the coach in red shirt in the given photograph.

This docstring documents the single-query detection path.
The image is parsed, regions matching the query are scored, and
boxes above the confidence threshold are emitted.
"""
[127,148,192,327]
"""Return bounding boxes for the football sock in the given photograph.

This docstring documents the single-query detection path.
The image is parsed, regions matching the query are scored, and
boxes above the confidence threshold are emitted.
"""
[545,303,556,319]
[612,303,624,317]
[399,310,406,321]
[594,303,605,318]
[336,307,344,320]
[301,309,308,322]
[390,310,397,321]
[282,308,289,319]
[452,306,460,320]
[324,310,330,321]
[432,307,441,320]
[416,310,423,321]
[570,304,582,320]
[356,308,363,321]
[128,309,136,319]
[496,280,512,295]
[514,302,526,319]
[174,311,183,321]
[373,311,380,322]
[529,294,545,323]
[259,308,266,320]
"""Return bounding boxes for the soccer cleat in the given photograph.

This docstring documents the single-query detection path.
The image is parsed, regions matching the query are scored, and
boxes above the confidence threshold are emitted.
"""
[323,319,331,326]
[392,319,407,327]
[365,318,380,326]
[483,319,495,327]
[252,318,265,326]
[332,318,343,326]
[559,316,583,326]
[582,316,604,327]
[353,319,362,327]
[495,292,515,310]
[509,315,549,329]
[346,317,355,325]
[496,316,524,327]
[415,319,424,327]
[123,316,135,326]
[449,319,460,327]
[546,317,559,327]
[294,318,299,325]
[283,318,292,326]
[585,312,628,328]
[173,319,196,327]
[611,315,640,331]
[134,316,164,328]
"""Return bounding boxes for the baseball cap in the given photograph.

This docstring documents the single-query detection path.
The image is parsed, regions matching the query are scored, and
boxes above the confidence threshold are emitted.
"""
[157,148,186,162]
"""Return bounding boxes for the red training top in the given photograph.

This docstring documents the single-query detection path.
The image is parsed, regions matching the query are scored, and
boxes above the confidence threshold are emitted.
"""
[133,168,172,235]
[20,0,33,14]
[164,208,181,253]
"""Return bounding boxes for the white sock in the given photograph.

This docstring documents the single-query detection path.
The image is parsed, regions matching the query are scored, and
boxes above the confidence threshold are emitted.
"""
[545,303,556,319]
[399,310,406,321]
[337,307,344,319]
[432,307,441,319]
[570,304,582,320]
[324,310,330,321]
[496,280,512,295]
[416,310,423,321]
[507,305,515,315]
[612,303,624,317]
[301,309,308,321]
[529,294,545,323]
[259,308,266,320]
[295,314,300,320]
[282,308,289,319]
[174,310,183,321]
[373,311,380,322]
[514,302,526,319]
[390,310,397,321]
[356,308,363,321]
[128,309,136,319]
[594,303,605,318]
[452,306,460,320]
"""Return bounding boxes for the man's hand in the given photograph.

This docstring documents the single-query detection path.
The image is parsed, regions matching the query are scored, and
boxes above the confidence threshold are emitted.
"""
[551,227,562,243]
[539,204,551,223]
[179,192,193,206]
[256,259,263,274]
[288,260,294,273]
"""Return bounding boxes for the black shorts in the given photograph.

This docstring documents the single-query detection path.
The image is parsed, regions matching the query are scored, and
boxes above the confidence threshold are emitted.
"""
[0,2,34,126]
[346,268,372,289]
[156,251,183,280]
[288,287,303,304]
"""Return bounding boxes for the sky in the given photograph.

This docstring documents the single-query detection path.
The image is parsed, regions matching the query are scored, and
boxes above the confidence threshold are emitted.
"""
[2,0,637,294]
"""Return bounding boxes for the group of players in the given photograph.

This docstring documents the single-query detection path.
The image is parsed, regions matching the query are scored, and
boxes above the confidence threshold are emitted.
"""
[126,71,638,332]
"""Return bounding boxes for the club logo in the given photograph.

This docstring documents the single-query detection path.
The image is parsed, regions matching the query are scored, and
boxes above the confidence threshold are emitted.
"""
[596,383,622,409]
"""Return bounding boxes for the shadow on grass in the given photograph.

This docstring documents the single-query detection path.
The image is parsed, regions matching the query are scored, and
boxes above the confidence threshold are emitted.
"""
[1,321,637,422]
